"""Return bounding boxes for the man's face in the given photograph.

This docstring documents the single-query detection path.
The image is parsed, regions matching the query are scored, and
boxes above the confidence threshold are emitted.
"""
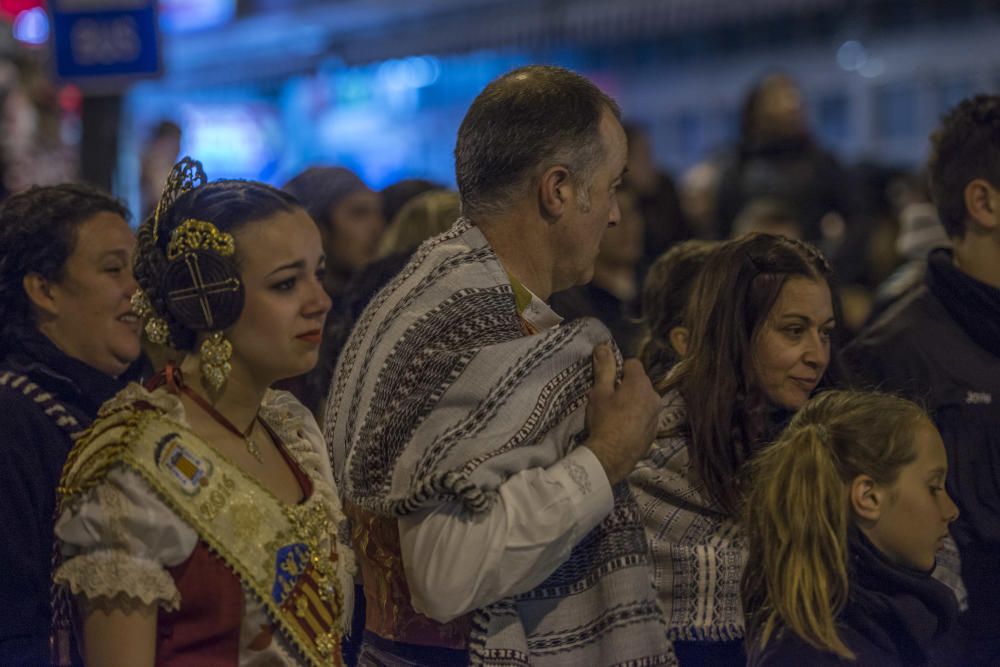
[553,110,628,291]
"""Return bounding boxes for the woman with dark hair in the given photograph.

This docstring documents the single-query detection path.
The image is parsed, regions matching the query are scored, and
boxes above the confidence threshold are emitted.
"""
[744,390,959,665]
[630,232,839,665]
[53,158,354,666]
[0,183,140,665]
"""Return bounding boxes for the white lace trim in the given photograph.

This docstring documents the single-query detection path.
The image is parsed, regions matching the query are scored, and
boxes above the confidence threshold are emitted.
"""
[54,549,181,611]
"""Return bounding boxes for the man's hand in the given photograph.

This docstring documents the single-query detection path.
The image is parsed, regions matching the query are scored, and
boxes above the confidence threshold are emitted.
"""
[584,343,660,486]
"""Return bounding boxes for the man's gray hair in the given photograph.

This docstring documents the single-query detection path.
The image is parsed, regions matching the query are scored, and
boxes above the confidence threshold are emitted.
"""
[454,65,621,220]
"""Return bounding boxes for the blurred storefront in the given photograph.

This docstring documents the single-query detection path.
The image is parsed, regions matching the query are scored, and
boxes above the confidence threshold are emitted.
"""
[1,0,999,210]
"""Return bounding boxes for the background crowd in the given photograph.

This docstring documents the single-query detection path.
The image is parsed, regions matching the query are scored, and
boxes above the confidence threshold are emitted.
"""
[0,3,997,666]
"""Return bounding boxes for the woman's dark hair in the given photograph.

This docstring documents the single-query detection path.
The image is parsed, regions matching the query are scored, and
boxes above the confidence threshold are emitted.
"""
[638,239,718,383]
[135,177,299,351]
[662,232,838,516]
[282,166,368,233]
[0,183,129,344]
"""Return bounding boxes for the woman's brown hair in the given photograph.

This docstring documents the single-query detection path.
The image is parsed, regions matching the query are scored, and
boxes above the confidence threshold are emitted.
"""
[659,232,835,516]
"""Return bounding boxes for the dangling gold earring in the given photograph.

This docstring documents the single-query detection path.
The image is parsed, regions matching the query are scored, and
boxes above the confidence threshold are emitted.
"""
[200,331,232,392]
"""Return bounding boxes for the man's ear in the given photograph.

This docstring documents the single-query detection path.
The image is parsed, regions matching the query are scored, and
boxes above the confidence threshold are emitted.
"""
[850,474,885,523]
[538,165,573,220]
[963,179,1000,231]
[22,273,58,318]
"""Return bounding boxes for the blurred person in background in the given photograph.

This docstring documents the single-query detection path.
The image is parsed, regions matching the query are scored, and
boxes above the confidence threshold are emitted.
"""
[630,233,840,666]
[0,184,140,665]
[283,165,385,299]
[865,173,950,325]
[679,158,725,239]
[714,73,854,267]
[380,177,441,226]
[846,94,1000,665]
[730,196,803,240]
[328,64,669,666]
[636,239,718,386]
[0,56,77,197]
[139,120,182,220]
[623,123,691,275]
[550,185,646,355]
[279,166,385,415]
[376,187,458,259]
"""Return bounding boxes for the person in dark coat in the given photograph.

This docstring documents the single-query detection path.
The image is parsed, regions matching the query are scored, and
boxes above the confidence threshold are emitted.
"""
[0,184,142,664]
[714,74,855,276]
[845,94,1000,665]
[744,391,960,667]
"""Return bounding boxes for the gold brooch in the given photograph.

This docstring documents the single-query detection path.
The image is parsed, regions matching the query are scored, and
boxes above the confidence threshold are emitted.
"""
[167,219,236,261]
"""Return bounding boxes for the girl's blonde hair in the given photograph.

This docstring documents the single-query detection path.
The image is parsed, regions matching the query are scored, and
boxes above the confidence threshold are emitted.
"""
[742,390,926,659]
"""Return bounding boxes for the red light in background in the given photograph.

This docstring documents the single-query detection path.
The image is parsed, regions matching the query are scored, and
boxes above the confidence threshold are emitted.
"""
[58,84,82,114]
[0,0,44,22]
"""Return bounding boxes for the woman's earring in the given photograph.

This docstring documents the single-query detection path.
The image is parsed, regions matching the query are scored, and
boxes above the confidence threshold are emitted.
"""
[200,331,232,392]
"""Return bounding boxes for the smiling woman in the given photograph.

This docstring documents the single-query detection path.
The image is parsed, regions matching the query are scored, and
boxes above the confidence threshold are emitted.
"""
[52,158,354,667]
[629,232,840,664]
[0,184,140,665]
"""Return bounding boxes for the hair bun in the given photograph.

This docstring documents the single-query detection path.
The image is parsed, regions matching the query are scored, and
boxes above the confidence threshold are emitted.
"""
[161,249,244,331]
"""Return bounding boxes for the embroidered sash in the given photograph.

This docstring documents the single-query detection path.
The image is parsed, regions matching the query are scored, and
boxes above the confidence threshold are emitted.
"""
[59,404,345,667]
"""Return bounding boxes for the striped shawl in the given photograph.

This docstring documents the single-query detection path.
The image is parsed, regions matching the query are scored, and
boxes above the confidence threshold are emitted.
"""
[326,219,672,666]
[629,391,748,645]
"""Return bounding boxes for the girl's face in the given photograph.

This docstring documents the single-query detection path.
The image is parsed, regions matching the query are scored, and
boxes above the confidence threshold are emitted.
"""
[751,276,835,410]
[862,419,959,571]
[224,208,331,388]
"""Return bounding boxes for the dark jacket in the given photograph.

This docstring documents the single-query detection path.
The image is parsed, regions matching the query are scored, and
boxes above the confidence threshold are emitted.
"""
[549,282,643,358]
[750,532,958,666]
[0,327,135,665]
[845,249,1000,661]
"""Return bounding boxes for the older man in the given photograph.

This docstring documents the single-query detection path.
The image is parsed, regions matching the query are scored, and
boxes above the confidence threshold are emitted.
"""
[327,66,671,665]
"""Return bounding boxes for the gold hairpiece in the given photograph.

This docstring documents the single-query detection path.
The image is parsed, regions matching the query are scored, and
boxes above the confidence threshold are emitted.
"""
[152,157,207,245]
[167,219,236,260]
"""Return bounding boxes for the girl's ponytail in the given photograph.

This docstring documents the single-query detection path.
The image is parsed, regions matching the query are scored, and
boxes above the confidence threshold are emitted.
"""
[743,390,925,659]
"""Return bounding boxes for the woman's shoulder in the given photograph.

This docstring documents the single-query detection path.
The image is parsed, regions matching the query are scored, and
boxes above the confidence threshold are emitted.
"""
[59,383,187,501]
[261,389,336,487]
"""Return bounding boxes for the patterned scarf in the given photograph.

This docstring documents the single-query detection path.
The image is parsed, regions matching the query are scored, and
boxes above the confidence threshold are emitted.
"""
[326,219,672,666]
[629,391,748,643]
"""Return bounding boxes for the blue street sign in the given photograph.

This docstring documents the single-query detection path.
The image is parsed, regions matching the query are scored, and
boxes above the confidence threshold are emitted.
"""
[49,0,160,87]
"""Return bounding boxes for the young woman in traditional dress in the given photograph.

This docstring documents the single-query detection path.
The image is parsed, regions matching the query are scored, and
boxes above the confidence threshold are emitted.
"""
[744,390,960,665]
[53,158,354,666]
[630,232,839,665]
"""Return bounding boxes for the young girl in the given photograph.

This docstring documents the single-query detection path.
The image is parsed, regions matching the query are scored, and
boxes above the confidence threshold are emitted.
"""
[744,390,960,665]
[53,158,354,666]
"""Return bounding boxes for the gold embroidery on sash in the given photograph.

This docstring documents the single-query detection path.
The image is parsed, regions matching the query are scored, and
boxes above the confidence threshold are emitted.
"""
[59,405,346,667]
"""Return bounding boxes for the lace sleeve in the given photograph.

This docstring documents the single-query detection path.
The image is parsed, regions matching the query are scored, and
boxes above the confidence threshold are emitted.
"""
[54,465,198,612]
